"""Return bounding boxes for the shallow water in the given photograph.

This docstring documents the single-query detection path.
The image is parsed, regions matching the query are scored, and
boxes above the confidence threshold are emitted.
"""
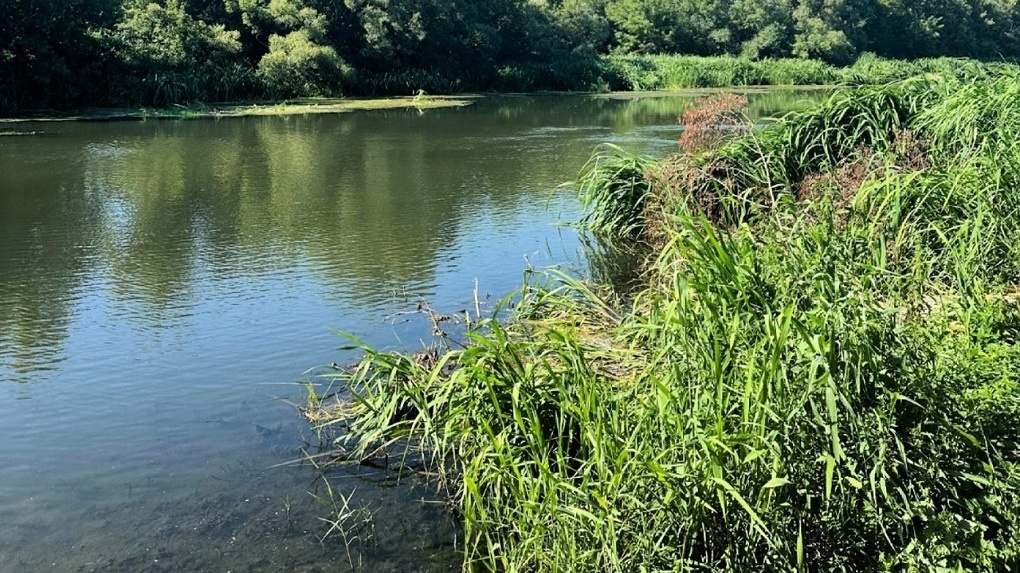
[0,90,825,571]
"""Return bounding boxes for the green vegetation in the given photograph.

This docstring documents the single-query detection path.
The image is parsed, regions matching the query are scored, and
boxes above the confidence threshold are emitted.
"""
[574,143,656,237]
[602,54,1006,90]
[308,70,1020,570]
[5,0,1020,112]
[0,96,470,122]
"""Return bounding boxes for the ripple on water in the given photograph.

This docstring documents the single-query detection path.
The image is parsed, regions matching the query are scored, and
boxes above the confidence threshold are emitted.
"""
[0,92,822,572]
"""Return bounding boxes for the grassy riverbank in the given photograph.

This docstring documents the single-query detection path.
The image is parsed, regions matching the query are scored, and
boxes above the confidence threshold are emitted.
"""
[308,70,1020,571]
[600,53,1014,91]
[3,55,1012,122]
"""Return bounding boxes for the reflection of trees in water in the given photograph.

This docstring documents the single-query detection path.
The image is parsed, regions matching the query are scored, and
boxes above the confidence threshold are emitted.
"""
[465,90,828,129]
[589,89,831,132]
[0,92,821,375]
[0,147,95,375]
[87,134,196,317]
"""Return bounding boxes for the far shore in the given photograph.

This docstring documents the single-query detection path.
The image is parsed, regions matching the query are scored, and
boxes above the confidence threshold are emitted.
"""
[0,86,846,126]
[0,95,479,124]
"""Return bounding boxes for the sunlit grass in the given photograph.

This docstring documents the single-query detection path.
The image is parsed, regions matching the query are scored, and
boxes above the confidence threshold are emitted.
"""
[307,69,1020,572]
[602,53,1016,91]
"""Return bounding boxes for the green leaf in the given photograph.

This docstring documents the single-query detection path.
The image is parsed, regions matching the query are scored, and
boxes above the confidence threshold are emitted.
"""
[743,449,766,464]
[711,477,771,538]
[824,454,835,499]
[762,476,790,489]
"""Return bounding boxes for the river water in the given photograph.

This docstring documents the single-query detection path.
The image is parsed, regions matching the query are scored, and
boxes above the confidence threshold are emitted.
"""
[0,91,824,572]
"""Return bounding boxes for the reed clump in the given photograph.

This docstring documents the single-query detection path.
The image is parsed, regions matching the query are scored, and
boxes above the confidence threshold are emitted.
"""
[574,143,657,238]
[308,71,1020,572]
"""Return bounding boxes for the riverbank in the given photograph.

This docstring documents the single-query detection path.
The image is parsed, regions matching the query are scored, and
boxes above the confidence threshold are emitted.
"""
[4,56,1012,124]
[599,53,1011,91]
[308,69,1020,571]
[0,95,474,123]
[0,87,828,126]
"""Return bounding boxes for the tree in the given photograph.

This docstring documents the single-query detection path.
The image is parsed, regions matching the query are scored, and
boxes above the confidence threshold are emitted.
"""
[728,0,795,58]
[551,0,612,57]
[340,0,561,91]
[0,0,120,110]
[113,0,245,104]
[792,0,870,64]
[605,0,682,53]
[605,0,737,55]
[257,29,352,96]
[226,0,353,96]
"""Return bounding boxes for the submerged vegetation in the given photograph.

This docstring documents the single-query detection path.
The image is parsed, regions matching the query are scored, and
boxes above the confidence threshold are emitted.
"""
[308,69,1020,571]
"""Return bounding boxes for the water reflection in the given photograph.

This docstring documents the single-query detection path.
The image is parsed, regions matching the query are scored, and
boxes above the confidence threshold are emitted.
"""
[1,90,830,377]
[0,90,828,571]
[0,146,93,377]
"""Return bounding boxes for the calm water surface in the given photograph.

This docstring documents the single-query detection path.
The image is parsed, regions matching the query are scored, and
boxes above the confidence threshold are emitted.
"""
[0,91,824,572]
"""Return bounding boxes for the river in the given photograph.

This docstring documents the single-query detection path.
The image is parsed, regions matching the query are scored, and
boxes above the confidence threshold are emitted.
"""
[0,90,825,572]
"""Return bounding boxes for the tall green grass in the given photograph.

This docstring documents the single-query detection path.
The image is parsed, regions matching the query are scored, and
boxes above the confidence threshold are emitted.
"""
[308,71,1020,571]
[573,143,657,238]
[602,53,1017,91]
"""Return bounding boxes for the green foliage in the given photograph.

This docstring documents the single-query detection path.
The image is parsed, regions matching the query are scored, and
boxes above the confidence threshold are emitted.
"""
[257,30,352,97]
[226,0,329,38]
[601,0,1020,65]
[112,0,249,105]
[116,0,240,67]
[312,71,1020,571]
[759,57,838,85]
[0,0,118,110]
[604,55,839,90]
[791,0,866,65]
[6,0,1020,111]
[602,53,1015,92]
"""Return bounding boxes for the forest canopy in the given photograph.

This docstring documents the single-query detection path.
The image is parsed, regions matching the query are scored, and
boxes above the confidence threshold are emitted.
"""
[3,0,1020,110]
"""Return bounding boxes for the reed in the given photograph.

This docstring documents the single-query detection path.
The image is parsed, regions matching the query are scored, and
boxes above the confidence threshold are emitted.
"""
[572,143,657,238]
[308,70,1020,572]
[602,53,1019,92]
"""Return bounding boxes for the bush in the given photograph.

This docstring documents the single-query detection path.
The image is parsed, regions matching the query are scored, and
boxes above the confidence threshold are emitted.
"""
[257,30,352,98]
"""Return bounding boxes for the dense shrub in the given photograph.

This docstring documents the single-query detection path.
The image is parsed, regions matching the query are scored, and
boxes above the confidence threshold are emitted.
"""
[257,30,352,98]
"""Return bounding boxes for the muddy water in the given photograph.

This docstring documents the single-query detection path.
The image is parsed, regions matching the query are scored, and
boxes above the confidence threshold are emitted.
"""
[0,90,825,572]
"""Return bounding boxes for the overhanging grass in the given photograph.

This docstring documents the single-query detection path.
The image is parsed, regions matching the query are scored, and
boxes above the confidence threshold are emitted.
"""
[307,71,1020,572]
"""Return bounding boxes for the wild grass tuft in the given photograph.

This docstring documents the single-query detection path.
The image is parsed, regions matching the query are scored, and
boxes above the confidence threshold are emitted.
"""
[571,143,657,239]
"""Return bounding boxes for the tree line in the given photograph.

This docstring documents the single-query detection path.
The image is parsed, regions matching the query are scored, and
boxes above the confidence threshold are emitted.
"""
[3,0,1019,111]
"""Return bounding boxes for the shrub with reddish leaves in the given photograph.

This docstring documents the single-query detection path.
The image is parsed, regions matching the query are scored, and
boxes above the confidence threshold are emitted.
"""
[678,93,749,154]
